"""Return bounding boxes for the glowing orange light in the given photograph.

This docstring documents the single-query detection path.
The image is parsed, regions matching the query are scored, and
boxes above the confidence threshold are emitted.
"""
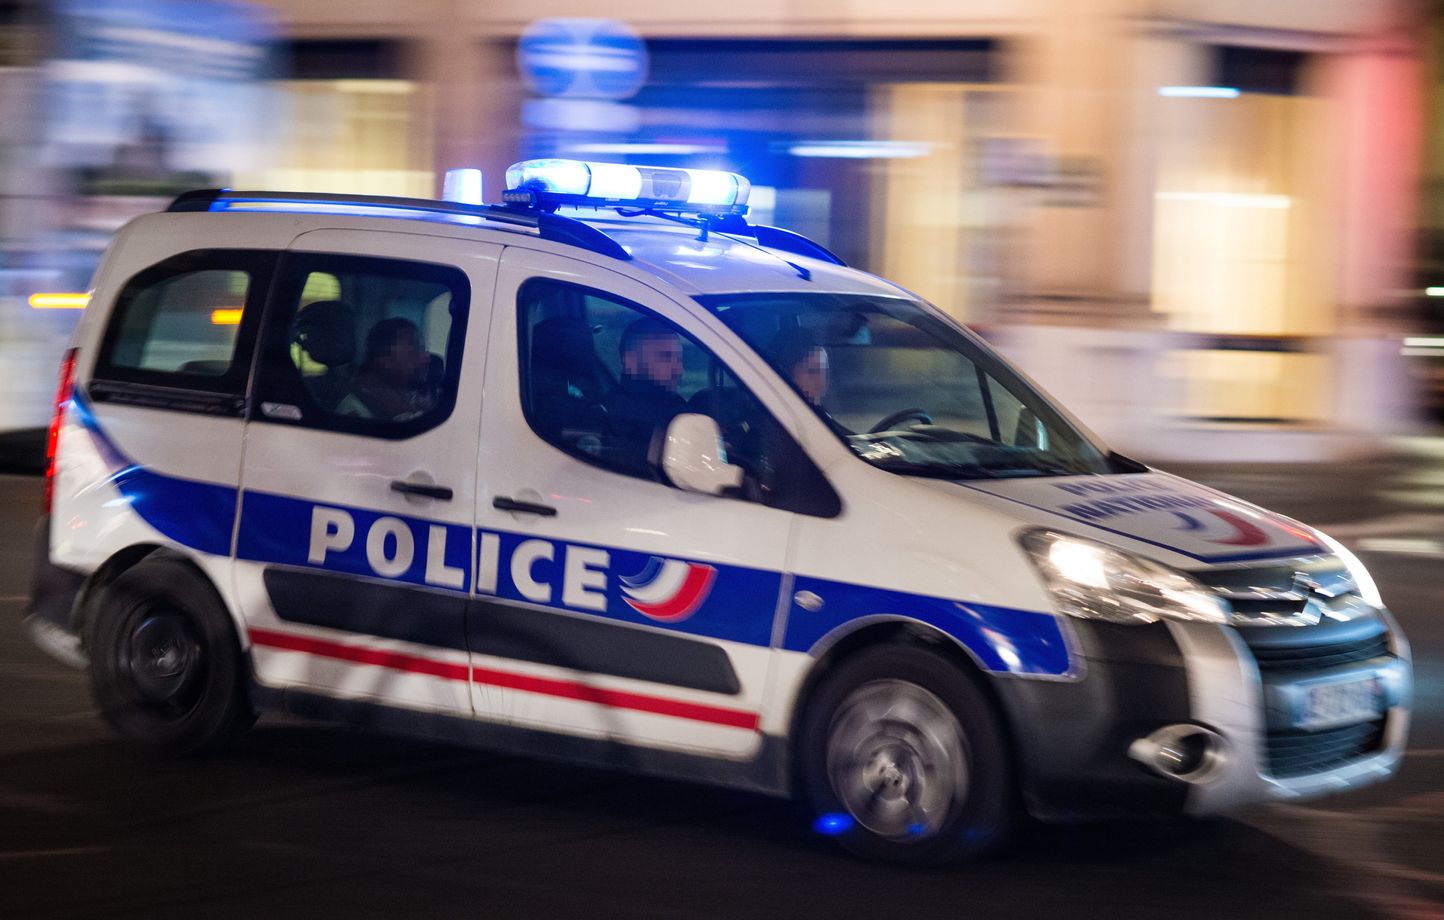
[29,292,90,310]
[210,308,244,326]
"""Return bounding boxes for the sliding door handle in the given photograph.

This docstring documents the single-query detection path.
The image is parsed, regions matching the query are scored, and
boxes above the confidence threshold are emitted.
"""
[493,496,557,517]
[390,481,454,501]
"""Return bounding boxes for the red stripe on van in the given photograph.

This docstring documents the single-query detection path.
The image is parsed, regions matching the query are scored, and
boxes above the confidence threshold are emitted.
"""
[248,627,760,731]
[249,627,469,681]
[470,663,759,730]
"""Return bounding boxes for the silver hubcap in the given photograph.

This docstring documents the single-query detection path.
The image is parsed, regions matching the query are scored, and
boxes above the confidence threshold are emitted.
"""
[826,680,967,839]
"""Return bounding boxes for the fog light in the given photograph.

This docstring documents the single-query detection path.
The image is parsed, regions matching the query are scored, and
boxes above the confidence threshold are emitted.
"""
[1128,724,1227,784]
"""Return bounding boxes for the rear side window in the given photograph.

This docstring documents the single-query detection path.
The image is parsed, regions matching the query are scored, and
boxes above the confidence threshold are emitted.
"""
[95,250,275,397]
[254,253,470,440]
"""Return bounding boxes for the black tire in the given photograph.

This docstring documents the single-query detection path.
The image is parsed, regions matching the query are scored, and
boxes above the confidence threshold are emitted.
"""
[88,557,254,754]
[799,642,1013,864]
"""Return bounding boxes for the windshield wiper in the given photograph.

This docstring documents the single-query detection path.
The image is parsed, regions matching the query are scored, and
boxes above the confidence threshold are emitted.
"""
[865,457,1001,480]
[996,455,1087,477]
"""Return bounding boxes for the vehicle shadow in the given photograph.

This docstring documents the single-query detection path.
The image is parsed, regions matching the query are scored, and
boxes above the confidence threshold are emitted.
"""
[0,720,1390,920]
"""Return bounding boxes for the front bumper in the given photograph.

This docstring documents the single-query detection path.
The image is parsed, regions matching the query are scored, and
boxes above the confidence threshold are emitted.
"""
[1169,610,1410,815]
[994,609,1411,822]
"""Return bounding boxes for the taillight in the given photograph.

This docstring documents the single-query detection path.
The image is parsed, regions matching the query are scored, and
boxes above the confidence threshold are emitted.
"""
[44,348,78,516]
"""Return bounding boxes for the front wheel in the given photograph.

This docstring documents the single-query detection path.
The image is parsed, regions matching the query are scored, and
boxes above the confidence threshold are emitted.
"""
[88,557,253,754]
[800,643,1012,864]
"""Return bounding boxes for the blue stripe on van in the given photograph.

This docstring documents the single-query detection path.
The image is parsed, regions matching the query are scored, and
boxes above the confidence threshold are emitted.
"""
[70,392,236,556]
[236,490,476,593]
[65,393,1074,675]
[783,575,1073,676]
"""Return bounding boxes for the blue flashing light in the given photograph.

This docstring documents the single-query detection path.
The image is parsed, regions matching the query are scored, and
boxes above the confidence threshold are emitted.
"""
[813,813,855,836]
[510,158,591,195]
[588,162,643,199]
[1157,86,1240,99]
[685,168,741,207]
[504,158,750,214]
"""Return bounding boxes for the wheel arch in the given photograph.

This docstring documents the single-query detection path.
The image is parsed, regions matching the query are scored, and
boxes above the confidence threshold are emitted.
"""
[785,616,1018,794]
[77,545,243,652]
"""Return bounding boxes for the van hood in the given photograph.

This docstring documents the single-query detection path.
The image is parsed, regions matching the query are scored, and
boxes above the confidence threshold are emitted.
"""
[955,471,1325,567]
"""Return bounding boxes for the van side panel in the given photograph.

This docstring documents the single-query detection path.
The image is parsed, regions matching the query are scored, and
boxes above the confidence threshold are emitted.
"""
[53,215,297,636]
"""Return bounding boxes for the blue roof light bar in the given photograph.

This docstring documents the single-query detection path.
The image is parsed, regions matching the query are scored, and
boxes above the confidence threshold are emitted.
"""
[504,159,751,215]
[166,181,843,268]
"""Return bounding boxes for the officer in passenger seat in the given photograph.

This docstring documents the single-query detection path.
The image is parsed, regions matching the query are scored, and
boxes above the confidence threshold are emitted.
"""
[603,317,689,475]
[337,317,436,421]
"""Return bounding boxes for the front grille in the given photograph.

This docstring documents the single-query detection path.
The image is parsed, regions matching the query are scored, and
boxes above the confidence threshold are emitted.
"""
[1265,720,1386,778]
[1196,556,1364,627]
[1193,555,1397,779]
[1249,632,1391,673]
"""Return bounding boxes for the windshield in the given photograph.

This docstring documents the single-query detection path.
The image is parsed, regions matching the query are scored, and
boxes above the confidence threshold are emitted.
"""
[697,292,1115,480]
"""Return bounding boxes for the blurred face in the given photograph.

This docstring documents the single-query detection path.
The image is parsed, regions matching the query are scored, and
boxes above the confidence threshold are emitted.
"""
[624,332,684,391]
[377,326,428,385]
[792,346,829,404]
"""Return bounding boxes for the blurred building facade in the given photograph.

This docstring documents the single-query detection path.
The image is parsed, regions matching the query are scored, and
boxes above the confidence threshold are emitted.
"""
[2,0,1427,460]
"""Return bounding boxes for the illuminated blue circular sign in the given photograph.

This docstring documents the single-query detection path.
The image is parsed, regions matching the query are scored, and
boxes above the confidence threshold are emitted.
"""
[517,18,648,101]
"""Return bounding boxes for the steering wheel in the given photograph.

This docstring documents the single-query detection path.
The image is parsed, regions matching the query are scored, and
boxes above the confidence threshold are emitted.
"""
[868,408,933,434]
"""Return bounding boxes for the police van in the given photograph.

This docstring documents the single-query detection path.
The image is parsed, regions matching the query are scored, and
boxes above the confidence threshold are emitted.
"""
[27,160,1412,863]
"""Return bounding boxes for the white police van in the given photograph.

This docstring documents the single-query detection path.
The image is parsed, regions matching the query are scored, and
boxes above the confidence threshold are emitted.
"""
[27,160,1412,863]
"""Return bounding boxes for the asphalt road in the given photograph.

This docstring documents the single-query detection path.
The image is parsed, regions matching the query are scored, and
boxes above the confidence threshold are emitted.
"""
[2,457,1443,920]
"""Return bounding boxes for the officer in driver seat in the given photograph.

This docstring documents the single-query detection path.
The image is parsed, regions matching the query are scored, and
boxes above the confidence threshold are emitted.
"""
[602,317,689,475]
[768,326,850,437]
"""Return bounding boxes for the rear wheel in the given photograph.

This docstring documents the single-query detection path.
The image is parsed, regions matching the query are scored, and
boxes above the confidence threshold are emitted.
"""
[800,643,1012,864]
[89,557,253,754]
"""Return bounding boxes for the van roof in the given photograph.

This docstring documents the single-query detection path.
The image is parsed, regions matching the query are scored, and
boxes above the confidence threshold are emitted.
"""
[163,189,909,299]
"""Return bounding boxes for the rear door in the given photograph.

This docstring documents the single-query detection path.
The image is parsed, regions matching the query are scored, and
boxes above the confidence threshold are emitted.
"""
[235,230,500,718]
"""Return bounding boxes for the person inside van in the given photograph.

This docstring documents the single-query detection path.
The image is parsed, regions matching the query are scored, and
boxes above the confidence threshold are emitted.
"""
[769,326,850,437]
[337,317,435,422]
[769,326,829,407]
[603,317,689,473]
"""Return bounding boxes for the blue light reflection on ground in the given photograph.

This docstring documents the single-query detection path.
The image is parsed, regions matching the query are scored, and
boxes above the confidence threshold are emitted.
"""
[813,813,855,836]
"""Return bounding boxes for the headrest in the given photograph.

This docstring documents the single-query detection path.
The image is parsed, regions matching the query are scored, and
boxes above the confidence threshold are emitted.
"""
[532,316,598,370]
[295,300,357,368]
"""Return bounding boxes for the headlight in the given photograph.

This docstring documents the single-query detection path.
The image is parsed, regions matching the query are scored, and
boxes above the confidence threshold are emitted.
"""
[1020,530,1230,625]
[1315,530,1385,608]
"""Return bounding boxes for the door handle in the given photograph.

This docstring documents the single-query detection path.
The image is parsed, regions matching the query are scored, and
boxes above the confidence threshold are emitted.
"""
[493,496,557,517]
[390,480,454,501]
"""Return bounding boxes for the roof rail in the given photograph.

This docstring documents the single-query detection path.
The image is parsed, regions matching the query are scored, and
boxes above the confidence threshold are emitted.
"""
[751,225,846,266]
[166,189,631,261]
[708,214,846,266]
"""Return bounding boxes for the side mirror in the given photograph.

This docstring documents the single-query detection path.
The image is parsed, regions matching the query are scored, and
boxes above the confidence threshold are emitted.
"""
[662,413,744,496]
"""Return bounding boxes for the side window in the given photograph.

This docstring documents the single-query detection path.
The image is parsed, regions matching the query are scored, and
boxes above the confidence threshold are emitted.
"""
[255,253,469,440]
[518,278,840,515]
[95,249,274,397]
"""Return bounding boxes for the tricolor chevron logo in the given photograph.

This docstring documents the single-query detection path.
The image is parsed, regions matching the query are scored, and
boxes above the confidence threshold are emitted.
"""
[620,556,718,622]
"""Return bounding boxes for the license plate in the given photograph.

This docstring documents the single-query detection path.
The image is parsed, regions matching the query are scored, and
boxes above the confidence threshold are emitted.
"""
[1298,677,1383,731]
